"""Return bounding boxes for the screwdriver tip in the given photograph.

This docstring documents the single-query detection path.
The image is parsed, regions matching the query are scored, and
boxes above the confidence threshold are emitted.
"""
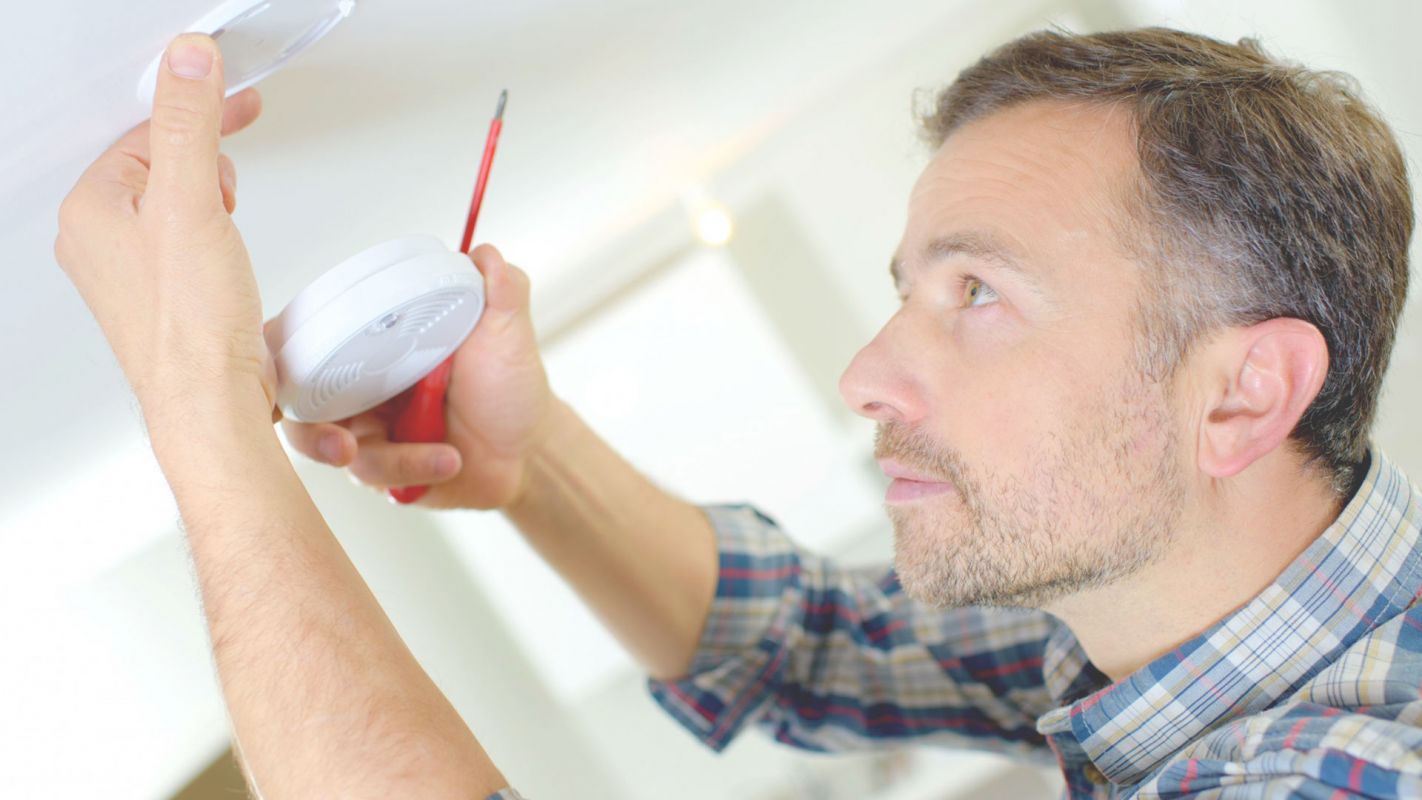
[495,89,508,119]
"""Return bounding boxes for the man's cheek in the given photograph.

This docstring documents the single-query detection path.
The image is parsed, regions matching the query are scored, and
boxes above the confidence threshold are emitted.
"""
[950,371,1052,457]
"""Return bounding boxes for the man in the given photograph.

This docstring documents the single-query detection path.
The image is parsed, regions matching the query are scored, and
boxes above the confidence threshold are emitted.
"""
[54,24,1417,800]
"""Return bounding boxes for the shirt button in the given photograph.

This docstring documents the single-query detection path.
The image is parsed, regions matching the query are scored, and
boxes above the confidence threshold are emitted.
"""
[1082,763,1109,785]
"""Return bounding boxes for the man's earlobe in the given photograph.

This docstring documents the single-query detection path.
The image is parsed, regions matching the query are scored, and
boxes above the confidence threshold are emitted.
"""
[1198,318,1329,479]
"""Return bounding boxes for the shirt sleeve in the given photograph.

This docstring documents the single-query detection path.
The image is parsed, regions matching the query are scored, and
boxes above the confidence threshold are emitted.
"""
[485,789,528,800]
[646,503,1058,758]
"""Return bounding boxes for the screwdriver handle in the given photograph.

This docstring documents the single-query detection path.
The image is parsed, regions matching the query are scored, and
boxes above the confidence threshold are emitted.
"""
[386,354,456,504]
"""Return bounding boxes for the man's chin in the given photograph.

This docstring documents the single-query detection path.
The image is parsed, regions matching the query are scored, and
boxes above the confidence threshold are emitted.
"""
[889,525,1057,609]
[891,566,953,606]
[889,523,960,606]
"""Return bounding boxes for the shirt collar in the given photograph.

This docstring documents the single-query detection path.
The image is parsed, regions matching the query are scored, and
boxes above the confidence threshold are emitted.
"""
[1035,449,1422,786]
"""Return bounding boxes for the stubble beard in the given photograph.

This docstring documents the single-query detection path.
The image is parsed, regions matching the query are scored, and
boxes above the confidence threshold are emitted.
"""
[877,375,1185,609]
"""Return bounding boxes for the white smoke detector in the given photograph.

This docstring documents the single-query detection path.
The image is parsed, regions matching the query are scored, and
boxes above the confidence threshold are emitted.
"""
[264,235,485,423]
[138,0,356,104]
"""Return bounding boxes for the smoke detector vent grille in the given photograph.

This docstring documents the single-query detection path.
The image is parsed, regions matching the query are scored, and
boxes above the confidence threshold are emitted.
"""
[266,235,485,423]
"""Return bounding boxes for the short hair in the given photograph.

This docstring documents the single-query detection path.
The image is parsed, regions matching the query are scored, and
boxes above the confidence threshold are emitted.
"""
[921,27,1413,494]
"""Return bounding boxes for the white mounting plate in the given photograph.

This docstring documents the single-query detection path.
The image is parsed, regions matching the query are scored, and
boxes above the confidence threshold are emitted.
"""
[264,235,485,423]
[138,0,356,104]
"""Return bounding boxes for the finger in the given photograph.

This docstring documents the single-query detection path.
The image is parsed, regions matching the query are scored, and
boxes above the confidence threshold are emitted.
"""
[346,441,463,489]
[220,88,263,137]
[280,418,356,466]
[469,244,529,315]
[279,405,393,464]
[107,88,262,174]
[346,408,392,440]
[218,153,237,214]
[146,33,225,218]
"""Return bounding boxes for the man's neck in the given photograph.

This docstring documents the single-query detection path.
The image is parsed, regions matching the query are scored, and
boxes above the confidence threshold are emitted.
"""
[1044,448,1344,683]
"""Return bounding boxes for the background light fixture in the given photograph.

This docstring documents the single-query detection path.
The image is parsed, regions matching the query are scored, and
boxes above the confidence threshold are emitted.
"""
[681,186,735,247]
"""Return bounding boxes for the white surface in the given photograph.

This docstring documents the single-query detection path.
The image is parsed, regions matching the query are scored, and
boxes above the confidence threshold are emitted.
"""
[0,438,179,603]
[1,539,231,799]
[266,234,484,422]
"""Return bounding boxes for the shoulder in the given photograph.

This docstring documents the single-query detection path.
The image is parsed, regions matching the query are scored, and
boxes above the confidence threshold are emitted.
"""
[1140,702,1422,798]
[1151,604,1422,795]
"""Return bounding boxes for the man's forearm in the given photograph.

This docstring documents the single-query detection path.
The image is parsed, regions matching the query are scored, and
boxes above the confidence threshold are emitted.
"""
[146,381,506,798]
[504,398,720,679]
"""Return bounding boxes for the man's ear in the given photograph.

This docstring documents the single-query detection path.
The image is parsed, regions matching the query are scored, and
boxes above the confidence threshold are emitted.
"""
[1198,318,1329,479]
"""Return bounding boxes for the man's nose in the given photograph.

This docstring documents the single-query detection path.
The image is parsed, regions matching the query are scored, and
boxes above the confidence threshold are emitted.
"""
[838,322,927,425]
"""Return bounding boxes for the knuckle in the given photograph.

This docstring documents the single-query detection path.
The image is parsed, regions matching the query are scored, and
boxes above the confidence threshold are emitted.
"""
[53,232,70,266]
[156,125,201,152]
[346,458,383,488]
[54,191,97,266]
[395,449,424,480]
[289,424,337,463]
[56,191,86,230]
[151,102,208,144]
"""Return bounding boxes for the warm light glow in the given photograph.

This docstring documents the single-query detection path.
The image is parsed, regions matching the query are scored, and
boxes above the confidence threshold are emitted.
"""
[681,186,735,247]
[694,206,734,246]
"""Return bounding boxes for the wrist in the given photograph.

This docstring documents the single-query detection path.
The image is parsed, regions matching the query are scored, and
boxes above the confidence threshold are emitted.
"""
[135,329,279,426]
[142,374,276,458]
[504,395,577,514]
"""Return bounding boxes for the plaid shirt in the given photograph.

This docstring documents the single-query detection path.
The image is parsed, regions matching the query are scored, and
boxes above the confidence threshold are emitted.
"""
[485,449,1421,799]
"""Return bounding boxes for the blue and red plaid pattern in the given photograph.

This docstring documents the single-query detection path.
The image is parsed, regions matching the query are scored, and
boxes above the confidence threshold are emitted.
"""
[645,449,1422,799]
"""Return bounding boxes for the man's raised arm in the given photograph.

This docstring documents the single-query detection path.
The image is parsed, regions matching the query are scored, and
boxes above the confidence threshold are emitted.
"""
[152,382,508,797]
[54,34,511,798]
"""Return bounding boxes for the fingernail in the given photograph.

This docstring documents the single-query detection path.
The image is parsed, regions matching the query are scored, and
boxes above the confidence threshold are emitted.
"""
[318,434,344,464]
[436,452,460,475]
[168,38,214,79]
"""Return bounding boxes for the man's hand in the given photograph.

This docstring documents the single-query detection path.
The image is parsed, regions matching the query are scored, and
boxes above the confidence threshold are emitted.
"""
[53,33,273,426]
[279,243,558,510]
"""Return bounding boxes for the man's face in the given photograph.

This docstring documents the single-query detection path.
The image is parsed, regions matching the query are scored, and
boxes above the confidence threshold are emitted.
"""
[839,100,1190,608]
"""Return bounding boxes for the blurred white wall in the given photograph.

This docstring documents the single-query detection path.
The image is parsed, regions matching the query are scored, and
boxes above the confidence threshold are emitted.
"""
[2,1,1419,798]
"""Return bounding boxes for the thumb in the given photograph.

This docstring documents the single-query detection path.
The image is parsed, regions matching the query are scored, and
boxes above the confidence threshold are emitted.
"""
[470,243,528,315]
[146,34,226,218]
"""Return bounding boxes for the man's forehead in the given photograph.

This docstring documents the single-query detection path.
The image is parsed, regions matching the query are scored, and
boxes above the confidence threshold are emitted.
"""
[897,100,1141,284]
[914,100,1138,201]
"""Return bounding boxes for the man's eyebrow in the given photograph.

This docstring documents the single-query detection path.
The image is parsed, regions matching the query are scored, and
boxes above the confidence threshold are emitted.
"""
[889,231,1040,293]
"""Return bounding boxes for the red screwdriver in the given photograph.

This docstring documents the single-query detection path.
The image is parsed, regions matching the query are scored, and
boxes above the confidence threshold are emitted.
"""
[386,89,507,504]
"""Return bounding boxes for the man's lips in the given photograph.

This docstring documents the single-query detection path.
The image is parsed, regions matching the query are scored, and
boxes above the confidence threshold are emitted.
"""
[877,458,957,503]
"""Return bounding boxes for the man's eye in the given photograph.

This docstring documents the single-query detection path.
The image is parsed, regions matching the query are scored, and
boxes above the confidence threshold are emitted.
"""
[964,277,999,308]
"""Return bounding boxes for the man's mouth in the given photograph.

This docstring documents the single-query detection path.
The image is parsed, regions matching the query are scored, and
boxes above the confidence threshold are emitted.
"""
[885,478,956,503]
[877,458,957,504]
